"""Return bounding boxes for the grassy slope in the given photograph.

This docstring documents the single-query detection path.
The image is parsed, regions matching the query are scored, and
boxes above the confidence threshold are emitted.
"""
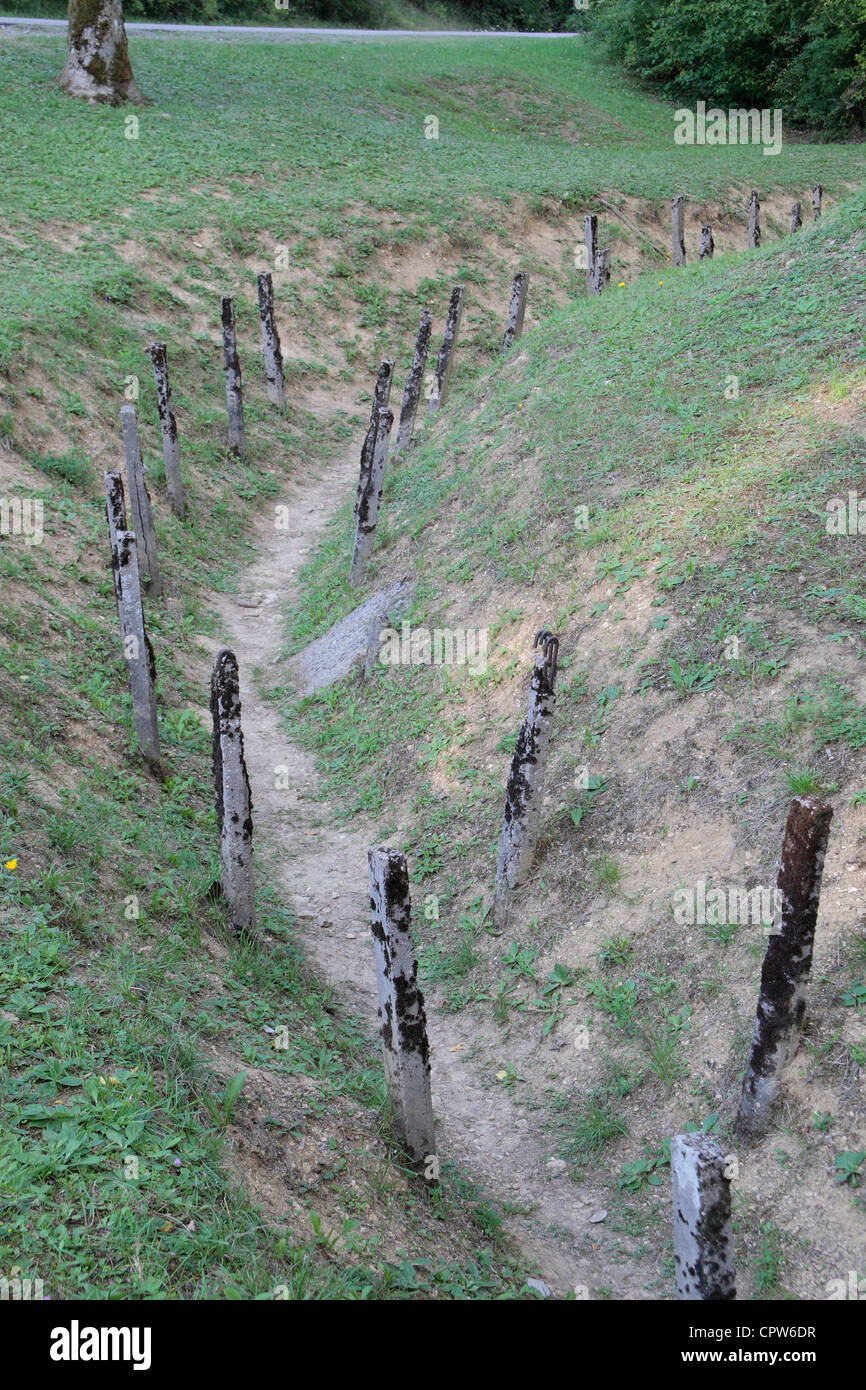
[0,29,862,1298]
[287,201,866,1294]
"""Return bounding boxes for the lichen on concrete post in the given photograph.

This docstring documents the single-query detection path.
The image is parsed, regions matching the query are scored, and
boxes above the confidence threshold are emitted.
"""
[493,630,559,931]
[121,404,161,597]
[104,470,127,628]
[700,225,714,260]
[584,213,598,294]
[394,310,432,459]
[671,1134,736,1301]
[671,195,686,266]
[748,190,761,249]
[221,295,246,460]
[210,647,256,938]
[502,272,529,351]
[256,272,285,410]
[791,201,802,233]
[115,527,161,776]
[427,285,465,417]
[349,407,393,589]
[371,358,394,415]
[736,796,833,1140]
[368,846,437,1174]
[148,342,185,520]
[592,247,611,294]
[348,361,394,590]
[812,184,823,220]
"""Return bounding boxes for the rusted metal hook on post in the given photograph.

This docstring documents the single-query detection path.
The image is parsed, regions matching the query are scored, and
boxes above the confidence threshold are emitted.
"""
[533,628,559,686]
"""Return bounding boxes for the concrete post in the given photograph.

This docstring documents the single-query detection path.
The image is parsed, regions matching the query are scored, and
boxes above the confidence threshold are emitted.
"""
[672,196,686,267]
[737,796,833,1140]
[748,190,761,249]
[148,342,185,519]
[221,294,246,459]
[427,285,464,417]
[671,1134,736,1300]
[592,247,611,294]
[700,225,714,260]
[503,272,529,351]
[104,470,127,629]
[393,310,432,459]
[210,647,256,938]
[256,272,286,410]
[120,405,161,597]
[584,213,598,294]
[349,407,393,589]
[368,846,436,1173]
[493,630,559,930]
[115,528,161,775]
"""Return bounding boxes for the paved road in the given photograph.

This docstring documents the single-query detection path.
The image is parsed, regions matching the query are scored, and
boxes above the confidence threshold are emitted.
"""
[0,16,576,40]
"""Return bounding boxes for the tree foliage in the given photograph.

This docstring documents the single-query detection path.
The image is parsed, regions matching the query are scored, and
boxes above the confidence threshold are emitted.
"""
[591,0,866,132]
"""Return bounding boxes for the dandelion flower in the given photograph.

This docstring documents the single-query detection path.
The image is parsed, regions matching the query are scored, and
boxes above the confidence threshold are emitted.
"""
[4,859,16,871]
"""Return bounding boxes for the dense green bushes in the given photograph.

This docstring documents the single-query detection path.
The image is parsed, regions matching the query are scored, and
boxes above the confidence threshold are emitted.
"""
[591,0,866,133]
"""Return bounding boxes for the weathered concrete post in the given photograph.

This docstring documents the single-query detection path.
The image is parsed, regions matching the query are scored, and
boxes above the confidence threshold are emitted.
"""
[368,846,436,1174]
[671,195,686,266]
[671,1134,736,1301]
[791,201,802,233]
[148,342,185,520]
[221,295,246,459]
[256,272,286,410]
[121,405,161,597]
[427,285,465,417]
[393,310,432,459]
[592,247,611,294]
[493,630,559,930]
[748,190,761,249]
[116,528,161,775]
[811,184,823,220]
[349,407,394,588]
[104,470,127,628]
[584,213,598,294]
[699,225,714,260]
[736,796,833,1140]
[370,358,394,416]
[210,647,256,938]
[502,272,529,351]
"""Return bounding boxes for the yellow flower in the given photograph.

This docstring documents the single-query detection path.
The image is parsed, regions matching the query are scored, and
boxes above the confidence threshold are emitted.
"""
[4,859,16,871]
[618,281,625,287]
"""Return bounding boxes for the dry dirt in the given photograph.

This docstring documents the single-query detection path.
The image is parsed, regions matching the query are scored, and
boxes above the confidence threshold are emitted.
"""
[196,435,667,1298]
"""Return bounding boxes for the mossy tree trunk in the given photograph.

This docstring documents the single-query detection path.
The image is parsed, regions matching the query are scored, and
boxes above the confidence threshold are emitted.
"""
[58,0,144,106]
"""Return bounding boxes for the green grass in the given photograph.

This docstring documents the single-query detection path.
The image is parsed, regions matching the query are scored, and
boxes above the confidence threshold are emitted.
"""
[2,31,864,373]
[2,24,864,1301]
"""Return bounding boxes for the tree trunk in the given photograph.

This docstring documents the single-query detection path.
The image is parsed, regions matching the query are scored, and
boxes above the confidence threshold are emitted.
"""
[59,0,144,106]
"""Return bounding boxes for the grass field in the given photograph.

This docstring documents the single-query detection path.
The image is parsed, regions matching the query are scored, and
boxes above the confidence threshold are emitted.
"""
[1,27,864,1299]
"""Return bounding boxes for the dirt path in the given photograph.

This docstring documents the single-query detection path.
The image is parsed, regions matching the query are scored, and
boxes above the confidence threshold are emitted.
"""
[204,444,657,1300]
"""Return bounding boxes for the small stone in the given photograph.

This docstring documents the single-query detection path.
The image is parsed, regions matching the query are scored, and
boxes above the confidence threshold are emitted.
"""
[546,1158,567,1176]
[589,1209,607,1223]
[526,1278,551,1298]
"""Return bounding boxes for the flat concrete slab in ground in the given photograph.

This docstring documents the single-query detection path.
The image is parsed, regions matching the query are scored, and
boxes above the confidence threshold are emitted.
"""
[287,578,414,695]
